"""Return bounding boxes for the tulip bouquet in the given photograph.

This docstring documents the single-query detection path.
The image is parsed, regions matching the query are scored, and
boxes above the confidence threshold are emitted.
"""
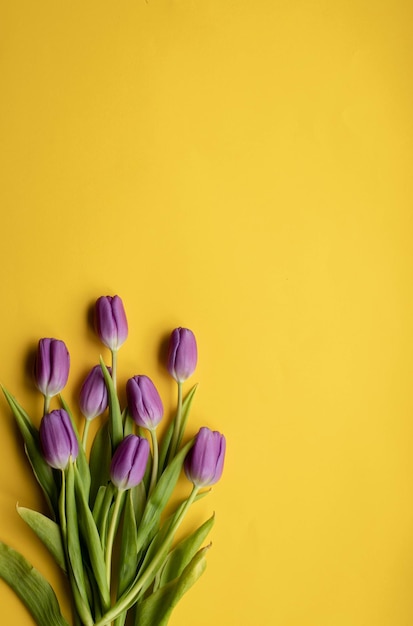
[0,296,226,626]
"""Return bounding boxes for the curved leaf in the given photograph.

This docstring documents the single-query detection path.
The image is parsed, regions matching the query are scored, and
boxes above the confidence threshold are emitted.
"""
[2,387,58,515]
[89,420,112,507]
[0,540,69,626]
[65,462,92,622]
[17,506,66,572]
[176,383,198,450]
[118,489,139,596]
[158,384,198,476]
[59,395,91,498]
[135,438,194,556]
[74,465,110,612]
[134,545,209,626]
[158,513,214,588]
[100,358,122,449]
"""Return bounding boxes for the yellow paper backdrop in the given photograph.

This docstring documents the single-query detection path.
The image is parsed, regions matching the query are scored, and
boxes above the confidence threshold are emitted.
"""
[1,1,412,624]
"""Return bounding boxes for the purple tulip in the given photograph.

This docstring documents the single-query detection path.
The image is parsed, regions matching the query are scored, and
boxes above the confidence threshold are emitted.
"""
[126,375,163,430]
[110,435,150,491]
[34,338,70,398]
[167,328,197,383]
[184,427,226,488]
[79,365,110,420]
[39,409,79,470]
[95,295,128,350]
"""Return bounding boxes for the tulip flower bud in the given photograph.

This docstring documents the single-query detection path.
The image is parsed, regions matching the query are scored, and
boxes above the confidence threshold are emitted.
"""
[126,375,164,430]
[110,434,150,491]
[184,427,226,488]
[79,364,110,420]
[39,409,79,470]
[167,327,197,383]
[34,338,70,398]
[95,295,128,350]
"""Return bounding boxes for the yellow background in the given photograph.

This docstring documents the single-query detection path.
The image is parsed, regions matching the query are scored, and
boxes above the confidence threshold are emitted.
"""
[0,1,412,624]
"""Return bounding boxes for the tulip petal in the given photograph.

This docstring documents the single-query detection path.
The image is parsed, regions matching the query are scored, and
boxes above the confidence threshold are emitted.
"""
[167,328,197,383]
[95,296,128,350]
[184,427,226,488]
[126,375,164,430]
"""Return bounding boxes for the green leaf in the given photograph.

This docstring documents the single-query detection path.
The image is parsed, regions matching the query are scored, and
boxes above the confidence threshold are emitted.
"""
[122,408,134,437]
[95,483,116,546]
[132,491,208,600]
[157,420,174,478]
[135,438,194,556]
[74,465,110,612]
[142,490,211,590]
[65,462,92,620]
[59,395,91,498]
[89,420,112,507]
[131,480,147,528]
[118,490,139,597]
[176,383,198,450]
[0,540,70,626]
[158,513,214,588]
[92,485,107,524]
[17,506,66,572]
[158,384,198,476]
[100,357,122,449]
[133,545,209,626]
[2,387,58,515]
[1,386,37,436]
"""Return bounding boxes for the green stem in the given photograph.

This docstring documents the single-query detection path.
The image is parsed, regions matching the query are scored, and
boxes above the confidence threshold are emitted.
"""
[82,419,91,452]
[168,381,183,463]
[111,349,118,391]
[95,485,199,626]
[59,470,67,538]
[44,395,51,415]
[105,489,123,589]
[148,429,158,497]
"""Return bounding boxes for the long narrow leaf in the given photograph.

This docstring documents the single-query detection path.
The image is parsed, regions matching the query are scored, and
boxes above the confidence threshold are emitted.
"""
[0,541,69,626]
[158,384,198,476]
[2,387,58,515]
[158,513,214,587]
[135,438,194,556]
[176,383,198,450]
[89,420,112,507]
[17,506,66,572]
[65,462,92,619]
[100,358,122,448]
[1,386,37,437]
[133,545,209,626]
[60,395,91,498]
[118,489,139,597]
[92,486,107,524]
[157,419,174,477]
[74,465,110,612]
[95,484,115,546]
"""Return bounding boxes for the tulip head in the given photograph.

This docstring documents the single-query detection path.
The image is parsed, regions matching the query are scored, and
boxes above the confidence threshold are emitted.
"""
[95,295,128,350]
[79,364,110,420]
[110,434,150,491]
[184,427,226,488]
[167,327,197,383]
[34,338,70,398]
[126,375,164,430]
[39,409,79,470]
